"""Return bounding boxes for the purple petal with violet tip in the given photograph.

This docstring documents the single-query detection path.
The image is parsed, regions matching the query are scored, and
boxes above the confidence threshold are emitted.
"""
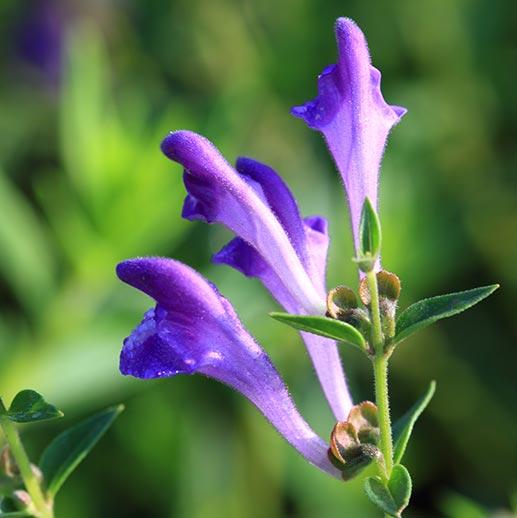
[162,131,323,314]
[117,257,341,477]
[292,18,406,256]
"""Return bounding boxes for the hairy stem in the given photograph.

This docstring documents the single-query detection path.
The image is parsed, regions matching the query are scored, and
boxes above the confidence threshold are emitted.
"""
[366,271,394,479]
[366,271,383,354]
[373,355,393,478]
[0,400,52,518]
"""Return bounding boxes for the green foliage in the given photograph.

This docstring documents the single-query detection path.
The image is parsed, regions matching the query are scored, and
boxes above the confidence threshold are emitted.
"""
[6,390,63,424]
[395,285,499,344]
[269,312,366,351]
[39,405,123,498]
[364,465,412,517]
[393,381,436,464]
[0,170,55,314]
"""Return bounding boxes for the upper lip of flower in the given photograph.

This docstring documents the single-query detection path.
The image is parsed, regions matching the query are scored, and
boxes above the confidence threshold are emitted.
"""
[161,130,325,315]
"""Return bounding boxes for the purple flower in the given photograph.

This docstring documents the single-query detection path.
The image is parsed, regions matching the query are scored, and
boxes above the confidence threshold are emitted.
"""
[116,18,407,479]
[15,0,63,89]
[117,257,341,477]
[292,18,406,254]
[161,131,352,420]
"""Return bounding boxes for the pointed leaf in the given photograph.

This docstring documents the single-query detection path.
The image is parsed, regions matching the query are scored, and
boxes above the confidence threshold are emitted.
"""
[393,381,436,464]
[7,390,63,424]
[359,197,381,259]
[39,405,123,497]
[395,285,499,344]
[269,313,366,350]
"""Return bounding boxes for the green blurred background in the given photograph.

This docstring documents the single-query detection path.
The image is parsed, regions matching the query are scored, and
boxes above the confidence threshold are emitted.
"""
[0,0,516,516]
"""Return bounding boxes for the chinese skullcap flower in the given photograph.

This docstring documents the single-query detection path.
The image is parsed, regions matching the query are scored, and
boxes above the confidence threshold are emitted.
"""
[161,131,352,420]
[292,18,406,256]
[117,257,341,477]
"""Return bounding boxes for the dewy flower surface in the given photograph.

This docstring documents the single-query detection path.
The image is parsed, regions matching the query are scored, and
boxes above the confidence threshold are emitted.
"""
[117,257,341,477]
[292,17,406,253]
[161,131,353,420]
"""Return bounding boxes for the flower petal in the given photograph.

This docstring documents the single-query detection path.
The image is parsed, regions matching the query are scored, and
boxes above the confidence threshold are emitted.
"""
[213,236,301,313]
[162,132,353,420]
[292,18,406,253]
[303,215,329,296]
[235,157,308,264]
[212,215,329,309]
[119,307,199,378]
[301,332,353,420]
[212,223,351,420]
[117,257,340,477]
[161,131,323,314]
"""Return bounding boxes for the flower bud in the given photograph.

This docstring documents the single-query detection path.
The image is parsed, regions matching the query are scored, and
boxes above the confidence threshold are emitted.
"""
[326,286,371,336]
[341,443,381,481]
[348,401,379,444]
[326,286,357,319]
[328,401,381,479]
[329,421,360,465]
[377,271,401,301]
[12,490,37,515]
[359,270,401,339]
[0,447,18,478]
[31,463,43,484]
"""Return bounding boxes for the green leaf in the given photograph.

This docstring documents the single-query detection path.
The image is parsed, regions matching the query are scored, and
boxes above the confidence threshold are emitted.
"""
[395,285,499,344]
[364,476,398,516]
[364,465,412,517]
[359,197,381,261]
[7,390,63,423]
[388,465,412,513]
[393,381,436,464]
[39,405,123,498]
[269,313,366,350]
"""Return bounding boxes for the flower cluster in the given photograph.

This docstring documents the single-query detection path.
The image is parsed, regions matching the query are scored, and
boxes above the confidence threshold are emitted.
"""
[117,18,404,477]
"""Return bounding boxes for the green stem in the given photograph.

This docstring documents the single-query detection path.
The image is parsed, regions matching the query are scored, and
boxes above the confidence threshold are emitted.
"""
[0,400,52,518]
[373,355,393,478]
[366,271,383,354]
[366,271,394,479]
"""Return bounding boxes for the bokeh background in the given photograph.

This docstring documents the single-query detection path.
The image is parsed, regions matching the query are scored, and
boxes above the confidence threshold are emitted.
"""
[0,0,516,516]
